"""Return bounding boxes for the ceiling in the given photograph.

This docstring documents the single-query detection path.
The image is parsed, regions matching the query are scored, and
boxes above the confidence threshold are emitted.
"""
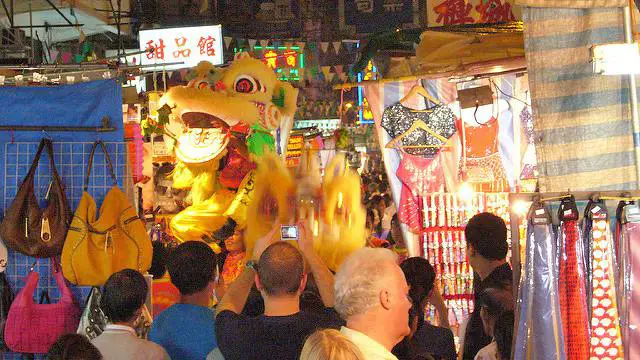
[0,0,130,43]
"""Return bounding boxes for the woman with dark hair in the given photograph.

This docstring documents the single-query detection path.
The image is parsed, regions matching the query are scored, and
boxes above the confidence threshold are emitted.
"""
[393,257,456,360]
[474,286,514,360]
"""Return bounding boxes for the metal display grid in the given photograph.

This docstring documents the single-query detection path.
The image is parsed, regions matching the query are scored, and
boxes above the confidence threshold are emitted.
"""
[1,141,128,359]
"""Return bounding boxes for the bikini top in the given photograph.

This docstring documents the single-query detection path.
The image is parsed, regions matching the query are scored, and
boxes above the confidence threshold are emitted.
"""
[381,103,456,156]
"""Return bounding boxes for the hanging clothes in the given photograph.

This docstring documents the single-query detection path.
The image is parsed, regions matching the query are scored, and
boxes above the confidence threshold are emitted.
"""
[585,204,624,359]
[514,205,566,360]
[620,204,640,359]
[380,103,456,156]
[396,150,445,233]
[519,107,538,180]
[557,199,590,360]
[458,118,507,185]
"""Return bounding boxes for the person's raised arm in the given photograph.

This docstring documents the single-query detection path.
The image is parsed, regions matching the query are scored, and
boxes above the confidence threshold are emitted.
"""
[297,221,335,307]
[217,225,279,314]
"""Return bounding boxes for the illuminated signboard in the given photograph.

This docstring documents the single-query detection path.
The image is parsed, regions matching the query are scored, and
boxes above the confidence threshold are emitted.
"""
[358,59,377,124]
[235,46,304,82]
[286,135,304,167]
[139,25,224,70]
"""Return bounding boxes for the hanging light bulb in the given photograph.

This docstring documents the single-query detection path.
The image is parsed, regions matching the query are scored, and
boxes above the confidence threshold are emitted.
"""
[512,200,530,218]
[458,182,474,202]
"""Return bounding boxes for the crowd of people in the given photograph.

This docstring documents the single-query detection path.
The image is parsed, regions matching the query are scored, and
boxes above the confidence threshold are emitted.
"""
[46,212,515,360]
[49,213,514,360]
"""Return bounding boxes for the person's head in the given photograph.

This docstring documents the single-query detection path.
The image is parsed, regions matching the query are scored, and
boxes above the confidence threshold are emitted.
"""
[477,286,514,337]
[256,241,306,298]
[224,228,246,253]
[168,241,217,296]
[465,212,508,269]
[494,310,515,360]
[366,209,376,231]
[101,269,148,324]
[300,329,364,360]
[48,334,102,360]
[334,248,412,347]
[390,214,402,246]
[153,163,186,214]
[400,257,436,308]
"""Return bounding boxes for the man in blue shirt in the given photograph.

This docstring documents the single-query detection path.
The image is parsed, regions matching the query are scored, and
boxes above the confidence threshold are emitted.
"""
[150,241,218,360]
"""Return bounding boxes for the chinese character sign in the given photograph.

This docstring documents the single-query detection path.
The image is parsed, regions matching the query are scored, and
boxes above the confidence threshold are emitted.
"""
[139,25,223,70]
[344,0,416,34]
[427,0,520,26]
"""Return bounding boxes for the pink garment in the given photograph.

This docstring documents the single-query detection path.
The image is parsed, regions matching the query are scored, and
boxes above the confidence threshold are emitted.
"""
[397,151,444,233]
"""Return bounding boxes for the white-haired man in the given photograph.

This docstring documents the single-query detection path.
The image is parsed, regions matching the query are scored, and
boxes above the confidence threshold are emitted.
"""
[334,247,412,360]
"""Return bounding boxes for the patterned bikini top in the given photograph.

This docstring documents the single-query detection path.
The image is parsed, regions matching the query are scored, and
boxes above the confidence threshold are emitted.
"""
[381,103,456,156]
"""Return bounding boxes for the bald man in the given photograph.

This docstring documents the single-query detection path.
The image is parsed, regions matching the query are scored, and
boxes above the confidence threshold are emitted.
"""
[215,223,343,360]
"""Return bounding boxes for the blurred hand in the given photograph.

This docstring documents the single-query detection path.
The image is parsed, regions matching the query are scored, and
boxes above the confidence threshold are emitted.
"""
[296,220,314,255]
[252,223,280,260]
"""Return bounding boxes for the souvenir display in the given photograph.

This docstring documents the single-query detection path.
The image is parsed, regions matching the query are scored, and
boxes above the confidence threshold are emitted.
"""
[420,192,510,333]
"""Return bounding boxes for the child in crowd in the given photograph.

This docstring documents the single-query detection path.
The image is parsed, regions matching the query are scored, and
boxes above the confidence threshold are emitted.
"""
[300,329,364,360]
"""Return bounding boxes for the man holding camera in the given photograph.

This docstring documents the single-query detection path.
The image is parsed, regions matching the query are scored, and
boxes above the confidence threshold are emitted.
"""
[215,222,343,360]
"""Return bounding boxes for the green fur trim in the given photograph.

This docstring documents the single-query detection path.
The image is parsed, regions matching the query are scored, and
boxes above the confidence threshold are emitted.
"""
[272,88,285,108]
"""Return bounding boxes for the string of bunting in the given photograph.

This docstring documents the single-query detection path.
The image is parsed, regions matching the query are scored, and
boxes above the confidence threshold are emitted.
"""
[225,36,360,84]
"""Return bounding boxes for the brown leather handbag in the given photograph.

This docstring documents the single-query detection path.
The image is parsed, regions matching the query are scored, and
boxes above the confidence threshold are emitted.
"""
[0,138,70,257]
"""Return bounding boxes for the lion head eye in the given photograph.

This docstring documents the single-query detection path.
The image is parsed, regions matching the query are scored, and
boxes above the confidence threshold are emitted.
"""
[234,75,265,94]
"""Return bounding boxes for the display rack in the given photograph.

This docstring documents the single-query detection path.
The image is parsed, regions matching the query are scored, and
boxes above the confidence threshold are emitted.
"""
[1,141,128,358]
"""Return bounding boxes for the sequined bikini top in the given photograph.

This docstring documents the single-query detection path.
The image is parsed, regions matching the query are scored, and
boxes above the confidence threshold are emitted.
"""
[381,103,456,156]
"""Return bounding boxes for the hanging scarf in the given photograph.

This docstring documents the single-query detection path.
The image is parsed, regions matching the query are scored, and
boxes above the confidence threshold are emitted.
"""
[558,198,590,360]
[586,202,624,359]
[514,204,565,360]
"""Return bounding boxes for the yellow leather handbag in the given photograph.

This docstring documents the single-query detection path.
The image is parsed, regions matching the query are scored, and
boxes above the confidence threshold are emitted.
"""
[61,141,152,286]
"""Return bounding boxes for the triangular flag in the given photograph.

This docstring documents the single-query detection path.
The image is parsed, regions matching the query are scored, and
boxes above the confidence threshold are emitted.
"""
[49,49,59,63]
[284,42,293,49]
[224,36,233,50]
[325,72,336,83]
[200,0,209,13]
[320,42,329,53]
[334,65,345,81]
[296,42,306,53]
[343,42,354,53]
[260,39,269,48]
[321,66,332,80]
[248,39,257,50]
[333,41,342,54]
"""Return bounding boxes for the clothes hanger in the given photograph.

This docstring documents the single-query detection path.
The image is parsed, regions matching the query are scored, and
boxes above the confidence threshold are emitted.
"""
[399,84,441,112]
[385,119,451,149]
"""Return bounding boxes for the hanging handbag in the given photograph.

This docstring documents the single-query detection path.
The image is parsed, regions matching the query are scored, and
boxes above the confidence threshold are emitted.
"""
[4,264,80,354]
[0,138,70,258]
[76,287,106,340]
[61,141,152,286]
[0,272,13,351]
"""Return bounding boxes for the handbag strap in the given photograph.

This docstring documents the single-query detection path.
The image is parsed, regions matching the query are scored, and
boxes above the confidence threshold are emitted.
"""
[25,138,61,184]
[38,290,50,304]
[84,141,117,191]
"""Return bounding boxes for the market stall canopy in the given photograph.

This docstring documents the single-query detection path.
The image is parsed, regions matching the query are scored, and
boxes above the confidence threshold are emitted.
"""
[342,22,526,89]
[0,0,127,43]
